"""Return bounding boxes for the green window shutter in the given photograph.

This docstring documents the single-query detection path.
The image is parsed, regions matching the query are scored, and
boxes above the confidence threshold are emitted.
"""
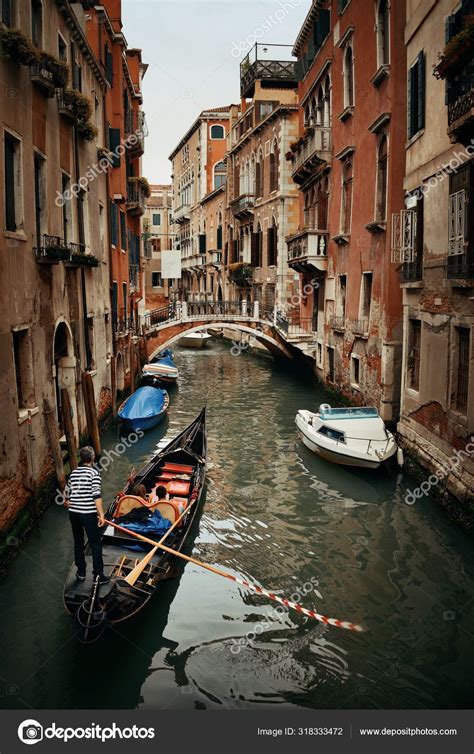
[407,66,414,139]
[108,127,121,168]
[217,225,222,250]
[110,202,118,247]
[417,51,425,132]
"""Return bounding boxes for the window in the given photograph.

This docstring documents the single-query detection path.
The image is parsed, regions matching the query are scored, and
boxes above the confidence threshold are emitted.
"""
[31,0,42,47]
[34,152,46,248]
[317,176,329,229]
[77,188,87,247]
[375,135,388,222]
[267,221,277,267]
[318,425,345,442]
[120,211,127,250]
[338,274,347,317]
[152,272,162,288]
[341,159,353,234]
[454,327,470,413]
[269,143,279,193]
[12,328,35,410]
[351,355,361,387]
[376,0,390,67]
[256,152,264,198]
[1,0,12,26]
[408,51,425,139]
[198,233,206,254]
[122,282,127,323]
[327,346,335,382]
[210,124,225,139]
[110,201,119,246]
[152,213,161,226]
[214,160,226,189]
[343,45,354,109]
[217,223,223,250]
[360,272,373,322]
[105,44,114,87]
[339,0,349,12]
[99,203,105,258]
[58,33,67,62]
[448,163,473,279]
[407,319,421,391]
[86,317,95,371]
[61,173,71,244]
[112,281,118,329]
[251,226,263,267]
[4,131,22,233]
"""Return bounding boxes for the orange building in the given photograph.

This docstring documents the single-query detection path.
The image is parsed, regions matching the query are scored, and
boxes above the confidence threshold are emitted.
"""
[86,0,148,388]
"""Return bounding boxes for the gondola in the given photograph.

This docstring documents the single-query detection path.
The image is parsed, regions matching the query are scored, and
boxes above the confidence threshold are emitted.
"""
[141,348,179,386]
[63,407,207,641]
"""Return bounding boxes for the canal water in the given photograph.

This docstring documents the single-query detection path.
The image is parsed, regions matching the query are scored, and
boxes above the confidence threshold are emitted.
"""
[1,338,474,711]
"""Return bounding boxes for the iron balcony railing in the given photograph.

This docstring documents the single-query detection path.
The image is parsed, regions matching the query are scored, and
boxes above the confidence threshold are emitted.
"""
[398,256,423,283]
[34,234,71,263]
[352,318,369,336]
[230,194,255,217]
[126,180,146,213]
[447,249,474,279]
[240,43,297,97]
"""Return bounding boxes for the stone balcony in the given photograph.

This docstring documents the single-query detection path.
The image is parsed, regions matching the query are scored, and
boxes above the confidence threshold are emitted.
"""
[230,194,255,219]
[174,204,191,224]
[286,229,328,273]
[291,126,332,185]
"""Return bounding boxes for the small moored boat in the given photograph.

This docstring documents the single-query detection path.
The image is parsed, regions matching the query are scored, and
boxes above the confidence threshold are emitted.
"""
[142,348,179,386]
[179,330,212,349]
[63,407,207,640]
[117,386,169,432]
[296,404,399,469]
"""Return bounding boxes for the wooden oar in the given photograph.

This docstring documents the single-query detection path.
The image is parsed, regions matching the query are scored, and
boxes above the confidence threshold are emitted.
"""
[123,500,196,586]
[105,519,363,632]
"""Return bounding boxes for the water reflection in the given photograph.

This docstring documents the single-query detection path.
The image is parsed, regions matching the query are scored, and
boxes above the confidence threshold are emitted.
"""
[0,339,473,710]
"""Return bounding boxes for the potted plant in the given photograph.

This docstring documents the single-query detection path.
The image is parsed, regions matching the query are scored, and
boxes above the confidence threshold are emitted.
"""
[433,14,474,79]
[0,28,37,66]
[38,51,69,88]
[76,121,98,142]
[139,176,151,198]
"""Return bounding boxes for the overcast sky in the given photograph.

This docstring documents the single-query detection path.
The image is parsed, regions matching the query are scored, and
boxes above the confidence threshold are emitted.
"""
[122,0,310,184]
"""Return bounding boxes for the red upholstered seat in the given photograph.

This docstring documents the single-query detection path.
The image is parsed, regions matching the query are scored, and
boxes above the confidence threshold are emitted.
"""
[155,478,191,496]
[161,462,194,474]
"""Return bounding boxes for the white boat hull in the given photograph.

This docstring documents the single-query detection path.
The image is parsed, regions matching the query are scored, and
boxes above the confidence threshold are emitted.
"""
[179,332,212,349]
[296,410,398,470]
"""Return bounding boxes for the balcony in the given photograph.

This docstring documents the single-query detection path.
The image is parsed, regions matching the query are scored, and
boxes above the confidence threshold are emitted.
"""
[286,229,328,273]
[330,315,346,332]
[447,60,474,146]
[30,62,55,97]
[67,242,99,267]
[126,179,146,216]
[291,127,332,185]
[352,318,369,337]
[34,235,71,264]
[208,250,222,266]
[447,249,474,280]
[57,90,76,120]
[230,194,255,219]
[398,256,423,283]
[240,43,298,98]
[174,204,191,224]
[125,110,147,155]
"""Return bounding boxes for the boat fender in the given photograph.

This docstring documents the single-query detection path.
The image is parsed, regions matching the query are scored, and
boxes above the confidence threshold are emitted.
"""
[397,447,404,467]
[319,403,331,413]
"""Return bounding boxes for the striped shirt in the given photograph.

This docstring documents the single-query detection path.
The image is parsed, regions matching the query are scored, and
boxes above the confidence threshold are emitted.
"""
[66,465,102,514]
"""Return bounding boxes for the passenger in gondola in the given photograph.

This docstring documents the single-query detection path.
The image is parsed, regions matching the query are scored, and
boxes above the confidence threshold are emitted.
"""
[64,446,110,585]
[131,483,148,501]
[149,484,169,506]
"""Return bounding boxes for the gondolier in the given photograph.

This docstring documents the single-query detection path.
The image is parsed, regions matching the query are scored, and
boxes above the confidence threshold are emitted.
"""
[64,446,109,585]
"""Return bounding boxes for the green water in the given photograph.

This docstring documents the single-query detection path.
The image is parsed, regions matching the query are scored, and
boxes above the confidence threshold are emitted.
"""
[0,339,473,710]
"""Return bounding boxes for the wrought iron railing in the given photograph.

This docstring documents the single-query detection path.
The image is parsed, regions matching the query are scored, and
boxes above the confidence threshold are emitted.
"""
[240,44,297,96]
[330,315,346,331]
[448,60,474,127]
[398,256,423,282]
[34,234,71,262]
[447,250,474,279]
[230,194,255,216]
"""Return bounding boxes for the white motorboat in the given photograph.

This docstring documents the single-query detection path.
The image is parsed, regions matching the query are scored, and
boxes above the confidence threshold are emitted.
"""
[179,330,212,349]
[295,404,401,470]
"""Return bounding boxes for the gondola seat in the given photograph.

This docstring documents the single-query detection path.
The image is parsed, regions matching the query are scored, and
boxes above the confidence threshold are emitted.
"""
[161,462,194,475]
[114,494,149,517]
[154,479,191,496]
[156,498,188,525]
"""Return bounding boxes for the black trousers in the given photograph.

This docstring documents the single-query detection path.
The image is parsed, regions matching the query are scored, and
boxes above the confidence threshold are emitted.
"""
[69,512,104,577]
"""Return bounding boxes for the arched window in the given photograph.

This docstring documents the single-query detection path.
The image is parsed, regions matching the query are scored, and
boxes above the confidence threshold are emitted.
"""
[256,149,264,198]
[341,158,353,234]
[376,0,390,67]
[233,157,239,198]
[323,74,331,126]
[376,135,388,221]
[214,160,226,189]
[268,217,278,266]
[343,46,354,109]
[317,86,324,126]
[250,153,256,195]
[317,176,329,230]
[210,124,225,139]
[269,141,279,193]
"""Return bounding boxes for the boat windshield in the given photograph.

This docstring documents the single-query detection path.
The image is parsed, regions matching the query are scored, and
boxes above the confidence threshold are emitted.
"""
[319,406,379,421]
[318,426,345,443]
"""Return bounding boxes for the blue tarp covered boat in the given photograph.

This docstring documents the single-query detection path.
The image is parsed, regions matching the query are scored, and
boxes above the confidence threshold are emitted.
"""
[142,348,179,385]
[118,386,169,431]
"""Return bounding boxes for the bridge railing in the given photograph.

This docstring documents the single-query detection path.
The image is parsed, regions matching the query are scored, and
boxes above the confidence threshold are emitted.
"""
[186,300,243,318]
[143,303,180,330]
[143,299,283,330]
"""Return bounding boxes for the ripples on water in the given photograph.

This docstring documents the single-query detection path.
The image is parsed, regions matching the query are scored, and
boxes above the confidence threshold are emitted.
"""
[0,339,473,710]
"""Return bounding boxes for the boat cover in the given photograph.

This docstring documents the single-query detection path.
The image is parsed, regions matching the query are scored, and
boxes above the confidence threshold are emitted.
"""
[152,349,176,367]
[118,386,166,420]
[115,509,171,550]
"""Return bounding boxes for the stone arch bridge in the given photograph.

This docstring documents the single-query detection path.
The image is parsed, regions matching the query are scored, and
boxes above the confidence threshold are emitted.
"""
[141,301,294,360]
